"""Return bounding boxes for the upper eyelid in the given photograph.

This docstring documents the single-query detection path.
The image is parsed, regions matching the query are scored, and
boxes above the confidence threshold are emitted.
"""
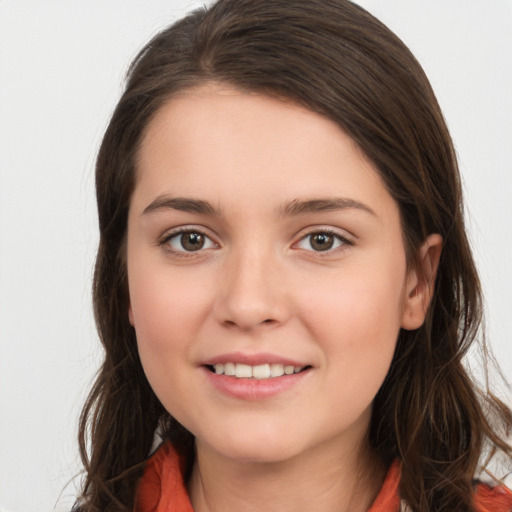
[160,225,215,241]
[295,225,354,242]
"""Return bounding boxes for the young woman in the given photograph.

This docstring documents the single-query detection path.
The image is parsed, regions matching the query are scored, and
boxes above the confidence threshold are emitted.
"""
[75,1,512,511]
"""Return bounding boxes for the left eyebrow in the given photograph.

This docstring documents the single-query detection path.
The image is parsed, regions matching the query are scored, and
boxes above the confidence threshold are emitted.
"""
[279,197,376,217]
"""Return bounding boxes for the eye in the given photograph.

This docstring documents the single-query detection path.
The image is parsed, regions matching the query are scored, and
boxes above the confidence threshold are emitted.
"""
[296,231,350,252]
[164,230,216,253]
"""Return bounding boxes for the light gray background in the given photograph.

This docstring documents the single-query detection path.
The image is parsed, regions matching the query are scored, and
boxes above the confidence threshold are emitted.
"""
[1,1,511,511]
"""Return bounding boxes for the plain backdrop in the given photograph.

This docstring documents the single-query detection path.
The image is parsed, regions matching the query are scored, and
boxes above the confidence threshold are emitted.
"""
[0,1,511,511]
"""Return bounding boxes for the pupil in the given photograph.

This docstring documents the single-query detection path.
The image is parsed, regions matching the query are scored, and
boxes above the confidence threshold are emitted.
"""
[312,233,333,251]
[182,232,204,251]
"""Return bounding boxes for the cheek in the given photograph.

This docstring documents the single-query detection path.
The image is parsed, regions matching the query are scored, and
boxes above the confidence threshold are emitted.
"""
[127,263,212,388]
[127,269,214,421]
[297,261,406,373]
[129,262,209,336]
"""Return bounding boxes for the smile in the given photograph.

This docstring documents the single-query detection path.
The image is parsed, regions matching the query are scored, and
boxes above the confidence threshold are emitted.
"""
[208,363,308,379]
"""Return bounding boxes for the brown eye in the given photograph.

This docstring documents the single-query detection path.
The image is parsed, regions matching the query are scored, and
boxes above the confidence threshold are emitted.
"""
[310,233,335,251]
[181,232,205,251]
[166,230,215,253]
[296,231,348,252]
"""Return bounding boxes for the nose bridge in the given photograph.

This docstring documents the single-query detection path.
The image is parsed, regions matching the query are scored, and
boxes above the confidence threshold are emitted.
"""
[214,238,285,330]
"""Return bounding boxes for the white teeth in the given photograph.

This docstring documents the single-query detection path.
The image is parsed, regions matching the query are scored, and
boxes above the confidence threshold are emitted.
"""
[269,363,285,377]
[235,363,252,378]
[252,364,271,379]
[211,362,307,379]
[224,362,236,376]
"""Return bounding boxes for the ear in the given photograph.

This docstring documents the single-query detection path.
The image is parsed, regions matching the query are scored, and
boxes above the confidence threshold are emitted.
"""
[401,233,443,330]
[128,304,135,327]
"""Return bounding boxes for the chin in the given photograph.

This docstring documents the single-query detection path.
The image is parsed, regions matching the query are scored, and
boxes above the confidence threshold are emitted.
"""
[198,428,306,464]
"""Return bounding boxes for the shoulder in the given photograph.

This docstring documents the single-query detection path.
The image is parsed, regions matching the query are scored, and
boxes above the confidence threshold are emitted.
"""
[474,481,512,512]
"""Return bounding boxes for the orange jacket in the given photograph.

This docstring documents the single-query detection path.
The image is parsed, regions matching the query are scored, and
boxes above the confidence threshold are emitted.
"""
[137,442,512,512]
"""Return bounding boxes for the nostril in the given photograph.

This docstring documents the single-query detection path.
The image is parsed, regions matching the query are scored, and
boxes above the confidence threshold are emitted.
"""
[222,318,276,329]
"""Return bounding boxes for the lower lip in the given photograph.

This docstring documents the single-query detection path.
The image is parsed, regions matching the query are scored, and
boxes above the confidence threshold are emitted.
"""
[203,367,310,400]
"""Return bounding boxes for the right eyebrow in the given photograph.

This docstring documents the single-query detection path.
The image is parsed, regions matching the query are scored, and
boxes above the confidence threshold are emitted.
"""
[142,196,221,216]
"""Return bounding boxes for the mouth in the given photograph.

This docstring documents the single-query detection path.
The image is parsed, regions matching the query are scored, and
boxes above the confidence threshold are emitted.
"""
[206,362,312,380]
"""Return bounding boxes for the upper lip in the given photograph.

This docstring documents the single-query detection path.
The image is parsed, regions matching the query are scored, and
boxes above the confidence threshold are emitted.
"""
[202,352,309,367]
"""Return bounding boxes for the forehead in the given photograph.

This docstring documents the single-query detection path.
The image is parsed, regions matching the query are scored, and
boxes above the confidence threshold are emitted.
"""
[133,84,397,222]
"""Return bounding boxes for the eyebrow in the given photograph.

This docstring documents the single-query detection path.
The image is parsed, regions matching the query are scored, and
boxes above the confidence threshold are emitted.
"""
[142,196,221,216]
[142,195,376,218]
[279,197,376,217]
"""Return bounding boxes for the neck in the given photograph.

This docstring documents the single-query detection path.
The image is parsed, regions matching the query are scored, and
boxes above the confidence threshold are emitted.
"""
[188,432,385,512]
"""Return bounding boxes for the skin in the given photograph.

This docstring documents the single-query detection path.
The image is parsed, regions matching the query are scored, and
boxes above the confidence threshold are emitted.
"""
[127,84,442,512]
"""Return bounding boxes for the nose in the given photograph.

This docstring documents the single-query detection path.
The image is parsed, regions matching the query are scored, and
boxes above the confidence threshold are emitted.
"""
[213,245,289,332]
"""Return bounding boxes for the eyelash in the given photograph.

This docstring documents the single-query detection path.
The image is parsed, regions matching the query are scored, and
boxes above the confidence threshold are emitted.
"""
[159,227,216,258]
[294,229,354,255]
[158,227,353,257]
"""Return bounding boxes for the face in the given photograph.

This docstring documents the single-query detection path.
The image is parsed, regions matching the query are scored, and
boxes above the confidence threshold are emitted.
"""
[127,84,428,464]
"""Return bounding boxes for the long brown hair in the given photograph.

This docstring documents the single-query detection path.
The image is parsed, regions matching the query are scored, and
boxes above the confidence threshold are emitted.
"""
[77,1,512,510]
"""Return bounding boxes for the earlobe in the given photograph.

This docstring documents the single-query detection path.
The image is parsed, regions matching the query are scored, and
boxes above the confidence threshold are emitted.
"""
[128,305,135,327]
[401,234,443,330]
